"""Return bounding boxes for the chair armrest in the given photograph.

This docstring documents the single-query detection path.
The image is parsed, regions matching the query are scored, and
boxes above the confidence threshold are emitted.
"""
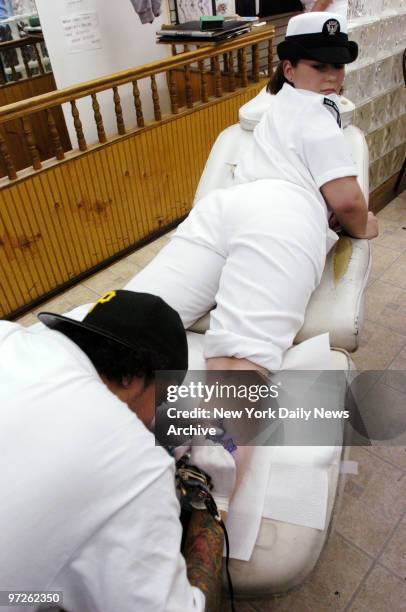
[294,236,371,352]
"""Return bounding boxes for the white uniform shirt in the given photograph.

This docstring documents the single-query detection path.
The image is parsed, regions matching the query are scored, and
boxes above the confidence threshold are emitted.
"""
[235,83,357,220]
[0,322,204,612]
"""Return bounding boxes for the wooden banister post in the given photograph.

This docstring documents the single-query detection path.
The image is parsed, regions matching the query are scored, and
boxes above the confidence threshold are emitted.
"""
[70,100,87,151]
[132,80,145,128]
[0,60,6,85]
[168,70,179,115]
[252,43,260,83]
[46,109,65,160]
[0,130,17,179]
[213,55,222,98]
[150,75,161,121]
[198,59,208,103]
[22,52,32,79]
[239,47,248,87]
[91,93,107,143]
[237,48,242,76]
[228,51,235,92]
[184,62,193,109]
[113,86,126,135]
[21,116,42,170]
[267,39,273,78]
[223,53,229,74]
[33,43,45,75]
[10,62,19,82]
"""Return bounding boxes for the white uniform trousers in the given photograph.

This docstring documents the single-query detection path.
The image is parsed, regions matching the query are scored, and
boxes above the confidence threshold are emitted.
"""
[125,180,327,371]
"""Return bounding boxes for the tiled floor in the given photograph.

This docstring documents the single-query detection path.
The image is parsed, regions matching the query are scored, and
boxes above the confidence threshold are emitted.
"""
[17,192,406,611]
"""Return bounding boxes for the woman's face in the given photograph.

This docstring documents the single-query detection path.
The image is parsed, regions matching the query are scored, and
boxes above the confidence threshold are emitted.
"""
[283,59,345,95]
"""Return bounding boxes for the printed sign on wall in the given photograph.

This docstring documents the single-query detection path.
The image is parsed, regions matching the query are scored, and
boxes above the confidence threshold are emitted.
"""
[61,11,102,53]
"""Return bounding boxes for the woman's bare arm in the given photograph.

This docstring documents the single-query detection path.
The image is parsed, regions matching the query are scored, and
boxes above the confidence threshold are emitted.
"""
[321,176,378,239]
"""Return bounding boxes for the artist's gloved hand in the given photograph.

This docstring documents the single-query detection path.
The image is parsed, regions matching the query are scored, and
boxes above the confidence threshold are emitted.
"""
[174,443,192,461]
[190,441,236,513]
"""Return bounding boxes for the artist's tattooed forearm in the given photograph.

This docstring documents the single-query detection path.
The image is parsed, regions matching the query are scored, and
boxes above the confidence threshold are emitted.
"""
[184,510,224,611]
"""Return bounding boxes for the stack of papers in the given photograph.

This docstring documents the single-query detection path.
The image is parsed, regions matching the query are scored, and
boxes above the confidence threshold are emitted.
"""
[156,20,252,42]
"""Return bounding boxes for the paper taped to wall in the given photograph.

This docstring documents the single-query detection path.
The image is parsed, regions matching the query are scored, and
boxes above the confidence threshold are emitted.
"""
[61,11,102,53]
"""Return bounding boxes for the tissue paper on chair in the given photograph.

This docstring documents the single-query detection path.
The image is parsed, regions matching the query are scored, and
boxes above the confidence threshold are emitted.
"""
[263,463,329,531]
[226,446,273,561]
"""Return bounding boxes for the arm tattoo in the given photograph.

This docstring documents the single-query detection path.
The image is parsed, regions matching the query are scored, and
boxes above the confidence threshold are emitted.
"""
[184,510,224,611]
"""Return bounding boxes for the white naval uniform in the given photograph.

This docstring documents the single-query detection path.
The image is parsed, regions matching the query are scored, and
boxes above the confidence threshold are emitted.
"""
[125,84,357,372]
[0,322,205,612]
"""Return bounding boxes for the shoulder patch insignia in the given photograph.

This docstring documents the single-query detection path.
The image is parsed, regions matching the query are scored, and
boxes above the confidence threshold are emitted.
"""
[323,97,342,128]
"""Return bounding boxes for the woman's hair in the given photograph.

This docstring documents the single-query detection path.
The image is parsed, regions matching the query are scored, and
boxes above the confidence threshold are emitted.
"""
[268,59,345,95]
[54,322,180,386]
[267,59,299,95]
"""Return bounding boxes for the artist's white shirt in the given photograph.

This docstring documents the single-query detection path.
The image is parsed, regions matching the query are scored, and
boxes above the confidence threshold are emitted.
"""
[0,322,204,612]
[235,83,357,219]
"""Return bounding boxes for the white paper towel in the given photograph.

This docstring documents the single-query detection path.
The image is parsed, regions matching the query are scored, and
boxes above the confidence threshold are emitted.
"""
[263,463,329,531]
[225,446,273,561]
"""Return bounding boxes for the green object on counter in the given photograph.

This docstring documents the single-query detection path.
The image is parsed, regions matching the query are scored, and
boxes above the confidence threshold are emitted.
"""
[29,15,40,27]
[200,15,225,31]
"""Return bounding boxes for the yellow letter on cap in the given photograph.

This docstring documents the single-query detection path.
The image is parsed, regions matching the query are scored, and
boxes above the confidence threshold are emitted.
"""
[87,290,117,314]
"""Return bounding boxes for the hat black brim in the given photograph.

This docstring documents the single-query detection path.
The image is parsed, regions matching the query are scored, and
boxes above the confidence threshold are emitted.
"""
[277,39,358,64]
[38,311,138,351]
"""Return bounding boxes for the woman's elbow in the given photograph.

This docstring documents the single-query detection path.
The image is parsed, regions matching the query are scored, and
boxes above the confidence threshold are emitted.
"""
[331,198,364,215]
[321,179,367,215]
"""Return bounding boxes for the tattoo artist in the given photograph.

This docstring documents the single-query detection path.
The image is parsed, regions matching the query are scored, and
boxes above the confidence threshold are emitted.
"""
[0,290,236,612]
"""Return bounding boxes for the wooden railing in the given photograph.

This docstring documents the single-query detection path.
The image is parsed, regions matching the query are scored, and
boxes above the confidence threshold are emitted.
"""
[0,25,275,318]
[0,24,275,183]
[0,34,50,83]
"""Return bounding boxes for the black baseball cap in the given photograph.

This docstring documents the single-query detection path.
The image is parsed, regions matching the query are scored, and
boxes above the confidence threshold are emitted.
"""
[38,289,188,372]
[277,12,358,65]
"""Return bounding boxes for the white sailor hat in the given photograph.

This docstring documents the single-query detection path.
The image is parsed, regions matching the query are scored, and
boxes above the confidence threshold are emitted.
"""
[277,12,358,64]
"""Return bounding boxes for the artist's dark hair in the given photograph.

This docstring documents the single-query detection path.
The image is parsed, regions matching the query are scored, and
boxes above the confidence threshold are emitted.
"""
[267,59,299,95]
[54,322,179,386]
